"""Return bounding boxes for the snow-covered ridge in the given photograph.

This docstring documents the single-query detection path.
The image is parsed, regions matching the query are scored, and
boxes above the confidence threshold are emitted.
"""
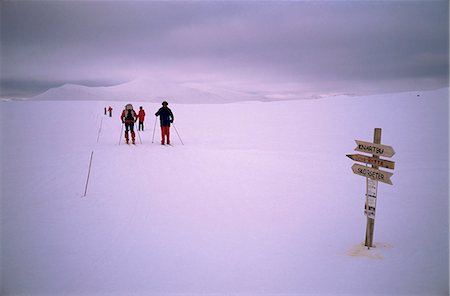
[30,78,265,103]
[29,78,350,103]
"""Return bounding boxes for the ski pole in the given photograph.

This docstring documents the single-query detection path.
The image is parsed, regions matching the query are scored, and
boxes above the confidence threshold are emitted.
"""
[172,123,184,145]
[119,123,124,145]
[136,122,142,144]
[152,116,157,143]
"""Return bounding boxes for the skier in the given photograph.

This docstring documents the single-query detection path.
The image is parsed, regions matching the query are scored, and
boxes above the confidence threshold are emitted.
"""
[120,104,137,144]
[104,107,107,115]
[155,101,174,145]
[108,106,113,117]
[137,106,146,131]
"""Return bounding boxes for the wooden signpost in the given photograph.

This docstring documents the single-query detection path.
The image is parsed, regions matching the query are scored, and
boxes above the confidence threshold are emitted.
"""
[347,128,395,249]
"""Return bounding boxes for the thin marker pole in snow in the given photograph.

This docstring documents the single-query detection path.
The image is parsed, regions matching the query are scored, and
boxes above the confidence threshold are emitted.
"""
[172,123,184,145]
[152,116,157,143]
[97,117,103,143]
[83,151,94,197]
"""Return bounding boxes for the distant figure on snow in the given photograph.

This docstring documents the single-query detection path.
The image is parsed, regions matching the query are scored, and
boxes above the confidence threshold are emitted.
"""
[121,104,137,144]
[104,107,107,115]
[137,106,146,131]
[155,101,174,145]
[108,106,113,117]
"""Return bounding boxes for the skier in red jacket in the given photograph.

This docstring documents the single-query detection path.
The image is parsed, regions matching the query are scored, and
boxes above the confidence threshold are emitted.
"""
[137,106,146,131]
[120,104,137,144]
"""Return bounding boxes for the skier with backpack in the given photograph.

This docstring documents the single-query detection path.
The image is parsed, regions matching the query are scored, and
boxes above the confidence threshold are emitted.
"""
[155,101,174,145]
[120,104,138,144]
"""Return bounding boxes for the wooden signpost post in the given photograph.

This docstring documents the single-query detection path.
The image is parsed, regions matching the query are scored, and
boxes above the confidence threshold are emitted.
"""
[347,128,395,249]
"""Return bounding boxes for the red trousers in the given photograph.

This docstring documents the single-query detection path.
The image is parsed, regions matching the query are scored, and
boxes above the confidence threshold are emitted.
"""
[161,126,170,144]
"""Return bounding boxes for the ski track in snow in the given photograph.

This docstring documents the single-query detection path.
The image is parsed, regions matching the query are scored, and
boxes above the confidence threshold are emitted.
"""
[1,89,449,295]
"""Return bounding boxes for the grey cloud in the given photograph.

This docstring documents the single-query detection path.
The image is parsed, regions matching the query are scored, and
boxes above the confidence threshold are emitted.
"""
[1,0,448,98]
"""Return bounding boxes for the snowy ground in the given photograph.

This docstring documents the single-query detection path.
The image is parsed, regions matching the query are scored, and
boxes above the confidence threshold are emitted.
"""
[1,88,449,295]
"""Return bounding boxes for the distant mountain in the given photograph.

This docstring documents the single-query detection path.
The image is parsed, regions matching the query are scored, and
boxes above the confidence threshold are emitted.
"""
[22,78,441,103]
[31,78,268,103]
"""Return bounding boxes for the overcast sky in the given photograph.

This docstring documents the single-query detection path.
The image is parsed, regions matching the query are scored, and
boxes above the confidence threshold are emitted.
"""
[1,0,448,98]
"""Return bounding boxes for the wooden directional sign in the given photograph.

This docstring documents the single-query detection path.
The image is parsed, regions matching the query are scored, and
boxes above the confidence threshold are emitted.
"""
[351,163,393,185]
[347,128,396,249]
[346,154,395,170]
[354,140,395,158]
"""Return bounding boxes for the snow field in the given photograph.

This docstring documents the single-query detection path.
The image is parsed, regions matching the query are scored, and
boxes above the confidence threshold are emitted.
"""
[1,88,449,295]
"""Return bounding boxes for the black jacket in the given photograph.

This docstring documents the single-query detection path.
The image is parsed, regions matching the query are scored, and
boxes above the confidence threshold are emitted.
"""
[155,106,174,127]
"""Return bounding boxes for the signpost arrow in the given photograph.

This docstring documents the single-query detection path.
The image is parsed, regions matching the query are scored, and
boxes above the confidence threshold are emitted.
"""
[354,140,395,158]
[346,154,395,170]
[351,163,393,185]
